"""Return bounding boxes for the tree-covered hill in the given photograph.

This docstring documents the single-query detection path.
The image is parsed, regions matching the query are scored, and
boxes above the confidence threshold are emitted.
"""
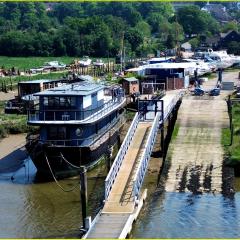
[0,2,237,58]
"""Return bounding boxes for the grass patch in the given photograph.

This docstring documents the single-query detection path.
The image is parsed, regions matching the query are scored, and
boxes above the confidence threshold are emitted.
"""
[0,100,38,139]
[223,102,240,166]
[0,56,116,71]
[125,110,137,121]
[224,66,240,72]
[0,56,74,70]
[201,72,216,79]
[171,123,179,141]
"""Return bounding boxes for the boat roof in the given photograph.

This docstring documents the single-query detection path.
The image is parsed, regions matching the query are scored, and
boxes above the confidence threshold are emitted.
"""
[123,77,138,82]
[145,62,196,69]
[34,82,104,96]
[148,57,173,61]
[19,79,60,84]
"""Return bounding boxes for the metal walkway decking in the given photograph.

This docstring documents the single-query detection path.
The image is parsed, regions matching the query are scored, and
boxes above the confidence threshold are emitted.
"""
[84,90,184,239]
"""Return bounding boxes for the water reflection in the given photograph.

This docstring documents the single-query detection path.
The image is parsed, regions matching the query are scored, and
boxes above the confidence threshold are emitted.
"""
[0,157,106,238]
[131,191,240,238]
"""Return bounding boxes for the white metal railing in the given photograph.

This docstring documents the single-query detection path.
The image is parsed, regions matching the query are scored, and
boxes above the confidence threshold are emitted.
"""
[31,115,125,147]
[163,91,185,121]
[104,113,140,200]
[132,112,160,200]
[28,97,125,123]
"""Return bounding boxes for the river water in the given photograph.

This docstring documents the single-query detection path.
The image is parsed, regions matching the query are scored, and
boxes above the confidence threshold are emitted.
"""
[0,157,240,238]
[0,157,106,238]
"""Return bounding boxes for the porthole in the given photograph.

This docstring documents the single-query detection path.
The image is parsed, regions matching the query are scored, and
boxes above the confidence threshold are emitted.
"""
[76,128,83,137]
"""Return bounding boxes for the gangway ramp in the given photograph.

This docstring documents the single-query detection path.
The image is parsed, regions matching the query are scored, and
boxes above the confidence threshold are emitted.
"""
[103,122,151,213]
[84,90,184,239]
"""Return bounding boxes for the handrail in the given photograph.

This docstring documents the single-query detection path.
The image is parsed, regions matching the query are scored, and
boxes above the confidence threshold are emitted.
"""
[163,91,185,121]
[132,112,160,200]
[27,114,125,147]
[28,97,125,122]
[104,113,139,200]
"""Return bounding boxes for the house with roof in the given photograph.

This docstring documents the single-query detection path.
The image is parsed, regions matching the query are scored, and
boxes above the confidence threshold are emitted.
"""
[219,30,240,48]
[201,3,232,23]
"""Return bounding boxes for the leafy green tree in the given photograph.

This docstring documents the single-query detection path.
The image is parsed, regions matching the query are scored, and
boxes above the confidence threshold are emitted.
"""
[189,38,200,50]
[125,28,144,52]
[177,6,207,36]
[222,21,239,33]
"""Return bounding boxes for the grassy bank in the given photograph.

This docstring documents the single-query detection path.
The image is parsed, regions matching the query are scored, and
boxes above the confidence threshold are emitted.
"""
[0,100,38,139]
[0,56,74,70]
[0,56,115,71]
[222,101,240,166]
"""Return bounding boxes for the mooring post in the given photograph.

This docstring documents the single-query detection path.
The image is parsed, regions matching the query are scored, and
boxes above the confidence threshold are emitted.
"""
[80,166,89,230]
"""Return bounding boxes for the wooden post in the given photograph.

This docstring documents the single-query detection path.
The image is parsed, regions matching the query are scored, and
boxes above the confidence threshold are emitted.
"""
[80,166,88,229]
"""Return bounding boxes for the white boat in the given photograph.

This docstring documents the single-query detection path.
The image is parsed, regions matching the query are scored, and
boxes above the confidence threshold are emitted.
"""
[194,48,234,69]
[79,56,92,67]
[93,59,105,67]
[182,59,213,76]
[42,61,66,70]
[229,55,240,66]
[208,50,234,69]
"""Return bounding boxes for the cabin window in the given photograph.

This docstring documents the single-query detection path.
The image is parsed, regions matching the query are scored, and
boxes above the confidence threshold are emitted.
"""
[145,69,151,75]
[97,90,104,101]
[59,97,71,107]
[71,97,76,107]
[43,96,76,108]
[48,127,67,140]
[83,95,92,109]
[48,97,59,107]
[43,97,48,106]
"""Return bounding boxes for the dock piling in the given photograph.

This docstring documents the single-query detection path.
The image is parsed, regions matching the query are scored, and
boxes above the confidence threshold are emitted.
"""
[80,166,89,230]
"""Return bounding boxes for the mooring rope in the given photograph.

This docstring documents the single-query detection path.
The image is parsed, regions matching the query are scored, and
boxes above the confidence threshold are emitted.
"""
[44,153,79,192]
[60,152,81,169]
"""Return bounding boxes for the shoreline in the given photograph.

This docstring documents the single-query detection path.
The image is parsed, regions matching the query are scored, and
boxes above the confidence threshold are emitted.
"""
[0,134,27,173]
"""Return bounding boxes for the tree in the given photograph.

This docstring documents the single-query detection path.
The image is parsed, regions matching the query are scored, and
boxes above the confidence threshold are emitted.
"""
[138,2,173,19]
[125,28,144,52]
[177,6,208,36]
[189,38,200,50]
[165,34,175,49]
[222,21,239,33]
[227,41,240,55]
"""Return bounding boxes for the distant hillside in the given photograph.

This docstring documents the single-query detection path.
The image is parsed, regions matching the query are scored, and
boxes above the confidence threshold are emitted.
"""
[0,2,238,58]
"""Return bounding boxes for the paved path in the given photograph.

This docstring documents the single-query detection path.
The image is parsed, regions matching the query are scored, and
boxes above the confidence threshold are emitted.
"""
[165,72,238,193]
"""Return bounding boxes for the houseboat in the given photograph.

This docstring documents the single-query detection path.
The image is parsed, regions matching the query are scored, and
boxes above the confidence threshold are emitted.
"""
[5,79,64,114]
[26,82,126,178]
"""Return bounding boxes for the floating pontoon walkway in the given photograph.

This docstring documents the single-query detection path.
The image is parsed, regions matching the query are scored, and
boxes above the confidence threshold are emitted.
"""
[84,90,184,239]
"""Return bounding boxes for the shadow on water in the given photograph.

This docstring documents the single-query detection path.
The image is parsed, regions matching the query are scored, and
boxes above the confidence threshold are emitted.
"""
[0,156,107,238]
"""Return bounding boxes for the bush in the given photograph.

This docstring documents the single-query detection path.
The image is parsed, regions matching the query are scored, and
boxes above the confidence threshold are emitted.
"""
[0,125,8,138]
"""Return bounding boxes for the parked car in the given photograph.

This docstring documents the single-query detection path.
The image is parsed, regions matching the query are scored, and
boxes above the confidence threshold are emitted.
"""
[194,87,205,96]
[209,87,220,96]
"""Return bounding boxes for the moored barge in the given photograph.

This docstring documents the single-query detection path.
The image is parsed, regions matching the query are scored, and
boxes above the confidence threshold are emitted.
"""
[26,81,126,179]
